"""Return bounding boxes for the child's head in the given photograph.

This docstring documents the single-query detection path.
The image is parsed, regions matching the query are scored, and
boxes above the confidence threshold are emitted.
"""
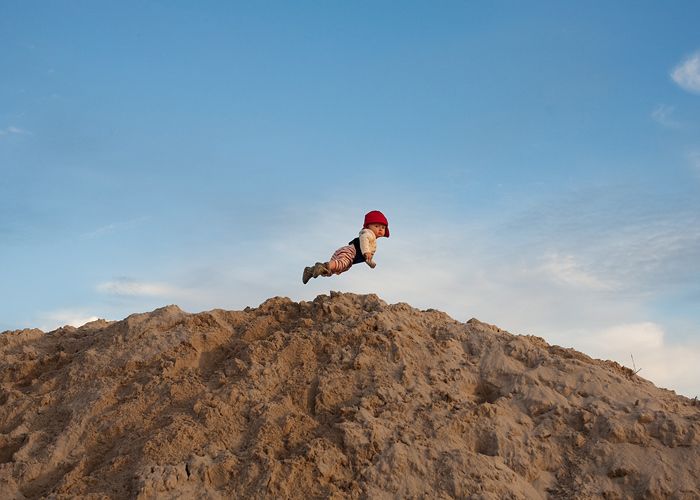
[363,210,390,238]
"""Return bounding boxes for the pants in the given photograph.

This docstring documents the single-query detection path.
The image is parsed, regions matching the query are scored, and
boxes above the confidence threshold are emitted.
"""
[329,245,356,274]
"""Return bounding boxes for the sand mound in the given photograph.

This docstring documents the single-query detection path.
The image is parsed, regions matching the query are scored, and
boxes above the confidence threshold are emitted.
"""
[1,292,699,498]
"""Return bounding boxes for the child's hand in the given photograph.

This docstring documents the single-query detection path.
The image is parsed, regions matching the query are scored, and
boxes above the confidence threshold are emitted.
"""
[364,253,377,268]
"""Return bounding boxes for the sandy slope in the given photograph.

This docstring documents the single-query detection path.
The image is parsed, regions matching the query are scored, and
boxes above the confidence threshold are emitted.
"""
[1,292,698,499]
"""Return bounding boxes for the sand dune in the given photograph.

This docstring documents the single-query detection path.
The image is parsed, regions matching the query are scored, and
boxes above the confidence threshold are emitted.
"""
[1,292,698,498]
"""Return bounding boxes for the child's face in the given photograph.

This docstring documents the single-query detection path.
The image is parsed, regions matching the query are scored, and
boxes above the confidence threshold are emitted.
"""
[367,223,386,238]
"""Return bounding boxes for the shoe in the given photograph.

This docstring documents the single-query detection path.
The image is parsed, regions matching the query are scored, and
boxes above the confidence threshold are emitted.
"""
[313,262,331,277]
[303,266,314,284]
[303,262,330,284]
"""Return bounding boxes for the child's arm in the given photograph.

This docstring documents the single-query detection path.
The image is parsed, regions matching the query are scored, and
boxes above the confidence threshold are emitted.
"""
[359,229,377,267]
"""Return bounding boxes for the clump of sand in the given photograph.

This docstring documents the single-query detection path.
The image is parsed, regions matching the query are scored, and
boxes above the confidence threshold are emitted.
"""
[1,292,698,498]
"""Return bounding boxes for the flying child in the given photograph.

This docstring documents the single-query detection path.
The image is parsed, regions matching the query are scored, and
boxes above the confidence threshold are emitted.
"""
[302,210,390,284]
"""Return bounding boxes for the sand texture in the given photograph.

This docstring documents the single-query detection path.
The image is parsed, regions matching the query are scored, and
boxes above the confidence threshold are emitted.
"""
[1,292,699,499]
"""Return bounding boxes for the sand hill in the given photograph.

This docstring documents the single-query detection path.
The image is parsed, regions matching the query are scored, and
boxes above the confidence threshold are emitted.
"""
[1,292,699,499]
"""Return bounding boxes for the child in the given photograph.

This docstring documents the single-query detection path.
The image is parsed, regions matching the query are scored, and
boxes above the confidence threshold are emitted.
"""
[303,210,390,284]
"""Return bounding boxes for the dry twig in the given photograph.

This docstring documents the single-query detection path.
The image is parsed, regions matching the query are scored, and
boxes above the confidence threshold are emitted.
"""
[630,354,642,375]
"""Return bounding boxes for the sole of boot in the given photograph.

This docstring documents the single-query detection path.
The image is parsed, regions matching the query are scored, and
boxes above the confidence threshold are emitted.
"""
[302,267,313,284]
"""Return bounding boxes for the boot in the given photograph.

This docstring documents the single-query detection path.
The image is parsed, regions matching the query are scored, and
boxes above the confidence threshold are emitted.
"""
[302,262,330,284]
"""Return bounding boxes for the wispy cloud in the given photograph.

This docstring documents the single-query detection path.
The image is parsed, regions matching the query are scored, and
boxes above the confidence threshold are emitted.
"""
[651,104,681,129]
[505,187,700,295]
[671,51,700,94]
[80,216,150,239]
[536,252,616,291]
[0,126,31,137]
[97,277,194,300]
[689,151,700,176]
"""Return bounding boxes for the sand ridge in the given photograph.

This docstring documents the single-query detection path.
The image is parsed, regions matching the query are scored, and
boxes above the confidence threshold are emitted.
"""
[1,292,699,498]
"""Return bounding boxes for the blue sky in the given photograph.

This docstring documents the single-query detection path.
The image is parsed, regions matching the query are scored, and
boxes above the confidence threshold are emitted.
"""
[2,1,699,396]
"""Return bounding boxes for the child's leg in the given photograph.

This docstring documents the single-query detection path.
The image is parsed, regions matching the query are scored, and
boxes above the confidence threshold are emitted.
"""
[327,260,341,272]
[327,245,356,275]
[302,245,356,284]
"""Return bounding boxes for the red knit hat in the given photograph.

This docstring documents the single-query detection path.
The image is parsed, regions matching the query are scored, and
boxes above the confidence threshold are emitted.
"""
[363,210,390,237]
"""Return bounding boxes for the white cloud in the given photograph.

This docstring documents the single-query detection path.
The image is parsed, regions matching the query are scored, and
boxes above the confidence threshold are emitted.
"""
[581,322,664,353]
[567,322,700,397]
[38,310,101,331]
[651,104,681,128]
[97,278,191,299]
[671,51,700,94]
